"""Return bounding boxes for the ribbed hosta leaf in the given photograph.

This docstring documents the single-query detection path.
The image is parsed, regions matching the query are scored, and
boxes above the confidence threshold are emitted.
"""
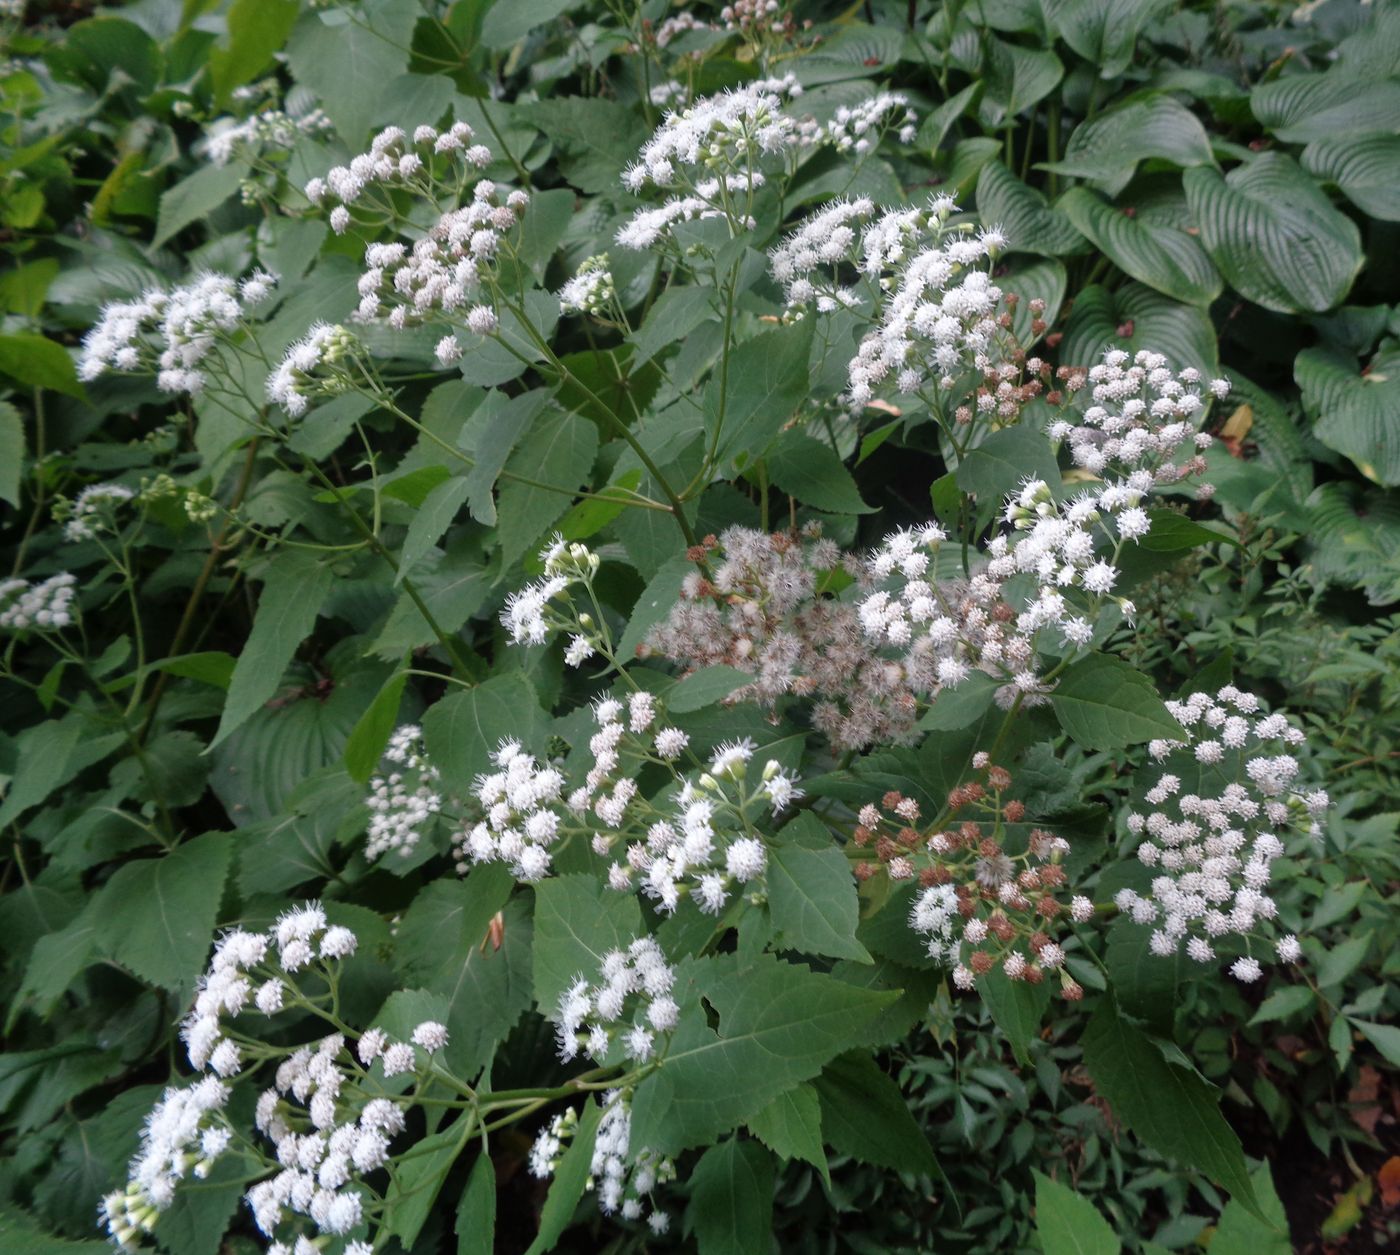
[1041,94,1214,196]
[1060,282,1217,374]
[1042,0,1170,79]
[1250,72,1400,145]
[1002,256,1067,347]
[1183,154,1363,314]
[978,38,1064,128]
[1295,344,1400,486]
[1305,481,1400,605]
[1059,187,1221,306]
[975,160,1084,256]
[1302,134,1400,222]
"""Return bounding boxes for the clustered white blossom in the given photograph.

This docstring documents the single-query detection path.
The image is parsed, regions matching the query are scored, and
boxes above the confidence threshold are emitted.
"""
[265,322,362,418]
[500,536,601,647]
[78,270,278,394]
[1115,686,1328,980]
[769,196,875,312]
[205,106,331,167]
[62,483,135,541]
[825,93,918,153]
[304,122,492,234]
[559,254,616,316]
[366,725,445,860]
[555,936,679,1063]
[0,572,77,630]
[461,739,570,881]
[530,1091,675,1234]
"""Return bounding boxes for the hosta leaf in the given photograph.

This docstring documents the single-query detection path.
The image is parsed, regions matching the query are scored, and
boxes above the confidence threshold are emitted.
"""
[1183,154,1363,315]
[1302,134,1400,223]
[1060,282,1217,374]
[1295,344,1400,486]
[1003,257,1068,348]
[1250,72,1400,145]
[1033,1170,1121,1255]
[688,1138,774,1255]
[1050,652,1185,750]
[1042,94,1214,196]
[979,38,1064,128]
[1059,188,1221,306]
[976,161,1084,257]
[1304,482,1400,604]
[1042,0,1171,79]
[1082,998,1259,1215]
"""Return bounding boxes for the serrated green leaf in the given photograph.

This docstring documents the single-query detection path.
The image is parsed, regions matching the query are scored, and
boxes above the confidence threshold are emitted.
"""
[814,1052,940,1178]
[956,425,1060,502]
[531,874,643,1012]
[766,433,874,514]
[422,673,551,798]
[707,321,813,465]
[746,1084,828,1183]
[769,818,869,963]
[455,1151,496,1255]
[1210,1162,1291,1254]
[524,1097,601,1255]
[0,334,83,398]
[1033,1170,1121,1255]
[688,1138,774,1255]
[1248,985,1315,1026]
[1051,653,1184,750]
[979,966,1052,1066]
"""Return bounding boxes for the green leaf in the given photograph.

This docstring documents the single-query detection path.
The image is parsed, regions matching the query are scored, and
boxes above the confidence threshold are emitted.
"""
[918,671,998,731]
[211,550,334,749]
[1184,155,1364,315]
[746,1084,828,1183]
[629,287,717,368]
[385,1113,470,1248]
[1058,188,1220,307]
[1103,918,1182,1034]
[766,433,874,514]
[422,673,551,798]
[517,96,647,192]
[957,425,1061,502]
[617,556,691,662]
[979,38,1064,128]
[1248,985,1315,1026]
[1060,282,1217,374]
[455,1152,496,1255]
[1251,73,1400,145]
[1051,652,1185,750]
[0,1202,112,1253]
[1315,933,1370,987]
[91,833,233,995]
[1295,345,1400,487]
[688,1138,774,1255]
[153,162,247,248]
[1209,1163,1291,1254]
[668,665,752,714]
[628,954,896,1153]
[400,476,471,578]
[978,966,1052,1066]
[1353,1019,1400,1066]
[0,334,83,398]
[463,390,554,526]
[1081,998,1259,1215]
[495,409,599,567]
[0,716,83,828]
[707,321,813,465]
[814,1052,940,1178]
[1033,1170,1122,1255]
[154,1155,244,1255]
[1302,134,1400,223]
[208,0,300,102]
[1138,510,1240,552]
[343,668,408,784]
[524,1097,601,1255]
[0,401,23,508]
[531,874,643,1012]
[1042,0,1170,79]
[976,160,1084,257]
[1042,92,1214,196]
[769,817,870,963]
[1004,256,1068,348]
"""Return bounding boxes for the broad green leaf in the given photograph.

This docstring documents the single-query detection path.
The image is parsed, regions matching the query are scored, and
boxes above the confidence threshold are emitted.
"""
[0,401,23,507]
[400,476,471,578]
[0,717,82,828]
[1059,188,1221,306]
[1042,0,1170,79]
[1081,998,1258,1214]
[766,433,874,514]
[1184,155,1363,315]
[1103,918,1182,1034]
[688,1138,774,1255]
[1302,134,1400,223]
[617,555,691,662]
[495,409,599,566]
[517,97,647,192]
[0,334,83,398]
[211,550,334,749]
[769,818,870,963]
[629,288,717,368]
[1251,73,1400,145]
[915,81,981,153]
[814,1052,940,1178]
[668,665,751,713]
[0,1202,111,1253]
[91,833,233,995]
[386,1113,470,1247]
[707,321,813,465]
[208,0,299,102]
[1138,511,1239,552]
[976,160,1084,257]
[979,39,1064,128]
[1033,1170,1121,1255]
[1051,652,1185,750]
[1315,933,1370,987]
[455,1152,496,1255]
[1042,93,1213,195]
[153,162,247,248]
[343,668,408,784]
[1353,1019,1400,1066]
[956,425,1061,502]
[628,954,896,1153]
[978,966,1052,1065]
[531,874,643,1012]
[154,1155,243,1255]
[1248,985,1315,1026]
[746,1084,828,1182]
[523,1097,601,1255]
[1295,345,1400,487]
[1210,1163,1291,1254]
[918,671,998,731]
[1060,282,1217,374]
[422,673,550,798]
[484,0,585,50]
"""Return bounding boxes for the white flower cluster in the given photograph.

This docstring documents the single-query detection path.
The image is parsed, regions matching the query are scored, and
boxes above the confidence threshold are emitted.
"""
[304,122,492,234]
[461,739,569,881]
[265,322,361,417]
[500,535,601,647]
[1049,348,1223,489]
[205,106,331,167]
[559,254,615,316]
[555,936,679,1063]
[825,93,918,153]
[769,197,874,313]
[366,725,445,860]
[79,271,278,394]
[530,1092,675,1234]
[1116,686,1328,980]
[101,1077,233,1249]
[0,572,77,630]
[63,482,135,541]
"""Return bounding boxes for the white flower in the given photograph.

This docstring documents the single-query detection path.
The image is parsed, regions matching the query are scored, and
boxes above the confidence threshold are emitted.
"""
[725,837,766,883]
